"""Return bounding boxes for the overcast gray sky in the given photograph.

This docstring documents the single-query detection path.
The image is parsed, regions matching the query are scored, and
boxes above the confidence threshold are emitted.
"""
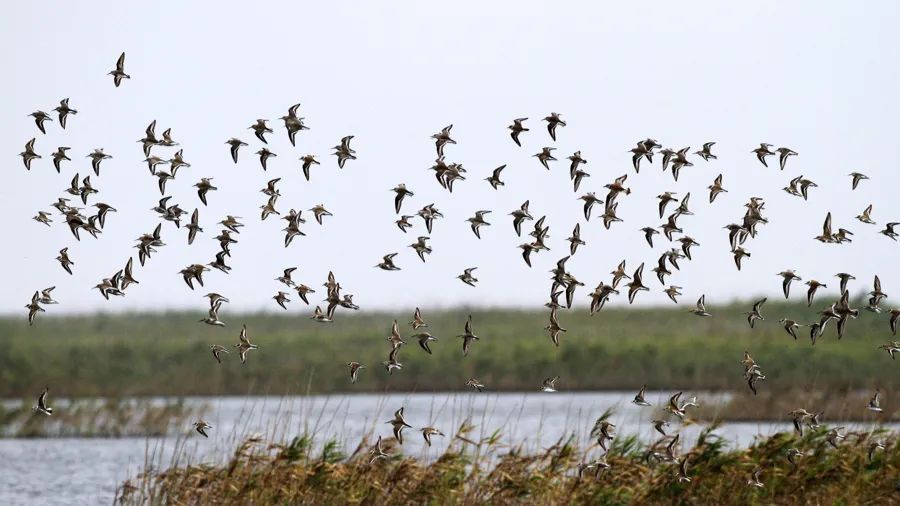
[3,1,899,314]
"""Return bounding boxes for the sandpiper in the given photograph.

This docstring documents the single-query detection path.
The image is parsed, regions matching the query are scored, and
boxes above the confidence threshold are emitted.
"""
[256,148,276,170]
[376,253,401,271]
[54,98,78,129]
[708,174,727,203]
[752,143,775,167]
[543,112,566,141]
[299,155,320,181]
[225,138,248,163]
[347,362,365,383]
[534,147,557,169]
[465,378,485,392]
[458,315,479,356]
[866,390,883,412]
[193,420,212,438]
[108,52,130,86]
[209,345,228,364]
[249,119,273,144]
[541,376,559,392]
[234,325,259,364]
[386,407,413,444]
[633,385,651,406]
[849,172,869,190]
[33,387,53,415]
[420,426,445,447]
[745,298,766,328]
[695,142,717,161]
[25,291,44,325]
[485,165,506,189]
[457,267,479,287]
[508,118,528,146]
[20,138,41,170]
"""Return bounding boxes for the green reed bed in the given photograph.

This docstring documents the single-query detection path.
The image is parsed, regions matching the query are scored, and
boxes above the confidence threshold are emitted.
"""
[1,299,896,398]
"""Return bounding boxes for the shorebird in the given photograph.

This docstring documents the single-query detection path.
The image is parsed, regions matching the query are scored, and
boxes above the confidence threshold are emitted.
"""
[690,295,711,316]
[752,143,775,167]
[540,376,559,392]
[391,184,414,214]
[87,148,112,176]
[579,192,603,221]
[879,222,899,241]
[33,387,53,415]
[509,200,533,236]
[431,125,456,156]
[193,420,212,438]
[383,348,403,375]
[409,236,432,262]
[868,441,885,462]
[56,248,74,275]
[568,150,588,178]
[457,315,479,356]
[567,224,585,255]
[826,427,846,448]
[272,291,291,309]
[249,119,273,144]
[368,435,390,464]
[866,390,883,412]
[786,448,804,468]
[776,147,798,170]
[199,302,226,327]
[870,275,888,306]
[376,253,401,271]
[310,306,332,323]
[485,165,506,189]
[108,52,130,86]
[50,146,72,173]
[467,210,492,239]
[417,204,443,233]
[788,409,813,436]
[636,227,657,249]
[54,98,78,129]
[412,332,437,354]
[30,110,53,134]
[20,138,41,170]
[747,368,766,395]
[543,112,566,141]
[652,420,669,436]
[834,272,855,294]
[255,148,277,170]
[675,457,691,483]
[332,135,357,168]
[849,172,869,190]
[386,408,413,444]
[856,204,876,225]
[225,138,247,163]
[708,174,727,203]
[299,154,320,181]
[458,267,479,287]
[209,345,228,364]
[308,204,332,225]
[25,291,44,325]
[347,362,365,383]
[234,325,259,364]
[409,307,428,329]
[747,470,764,488]
[508,118,528,146]
[745,298,766,328]
[33,211,52,227]
[544,307,566,346]
[279,103,309,146]
[187,177,218,207]
[595,420,615,451]
[778,270,802,298]
[294,284,315,305]
[625,263,648,304]
[420,427,445,447]
[695,142,717,161]
[261,177,281,197]
[804,280,826,307]
[878,341,900,360]
[815,212,835,243]
[260,195,279,220]
[465,378,485,392]
[534,147,557,169]
[632,385,651,406]
[659,285,681,304]
[396,215,414,233]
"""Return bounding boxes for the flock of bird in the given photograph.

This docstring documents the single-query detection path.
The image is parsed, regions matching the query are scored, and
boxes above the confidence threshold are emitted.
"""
[19,52,899,485]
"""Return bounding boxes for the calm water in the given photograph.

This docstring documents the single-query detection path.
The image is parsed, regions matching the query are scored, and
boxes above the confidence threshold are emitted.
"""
[0,392,894,505]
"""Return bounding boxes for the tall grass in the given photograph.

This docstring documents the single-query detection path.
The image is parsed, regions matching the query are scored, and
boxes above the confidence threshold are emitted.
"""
[1,299,896,397]
[117,418,900,505]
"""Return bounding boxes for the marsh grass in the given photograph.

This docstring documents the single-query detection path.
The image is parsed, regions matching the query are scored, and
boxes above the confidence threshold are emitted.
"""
[117,416,900,505]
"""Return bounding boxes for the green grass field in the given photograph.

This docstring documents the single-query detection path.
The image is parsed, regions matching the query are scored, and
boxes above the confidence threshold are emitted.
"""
[1,299,896,398]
